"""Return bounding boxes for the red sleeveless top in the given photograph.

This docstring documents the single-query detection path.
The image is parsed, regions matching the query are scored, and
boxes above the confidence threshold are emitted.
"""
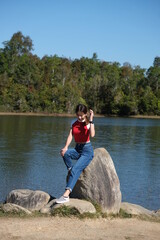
[71,120,90,143]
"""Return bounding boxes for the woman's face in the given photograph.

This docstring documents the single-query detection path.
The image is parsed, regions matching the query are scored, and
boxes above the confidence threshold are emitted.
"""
[76,111,87,122]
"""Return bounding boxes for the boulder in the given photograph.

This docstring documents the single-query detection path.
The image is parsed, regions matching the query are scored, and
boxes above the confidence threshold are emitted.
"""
[52,199,96,214]
[0,203,32,215]
[121,202,157,217]
[6,189,50,211]
[70,148,122,214]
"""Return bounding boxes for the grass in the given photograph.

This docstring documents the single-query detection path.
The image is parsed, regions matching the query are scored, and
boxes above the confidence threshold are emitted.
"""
[0,203,159,222]
[136,214,160,223]
[50,205,160,222]
[118,209,132,218]
[0,209,29,218]
[50,202,133,220]
[0,204,48,218]
[51,205,80,217]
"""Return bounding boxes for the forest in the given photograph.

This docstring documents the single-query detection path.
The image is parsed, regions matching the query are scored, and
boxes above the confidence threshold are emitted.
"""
[0,32,160,116]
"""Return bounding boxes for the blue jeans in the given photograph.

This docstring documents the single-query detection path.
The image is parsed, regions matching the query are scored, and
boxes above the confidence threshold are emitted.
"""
[63,142,94,192]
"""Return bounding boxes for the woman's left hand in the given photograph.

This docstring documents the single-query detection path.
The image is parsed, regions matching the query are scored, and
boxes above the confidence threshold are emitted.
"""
[89,109,94,121]
[60,147,68,157]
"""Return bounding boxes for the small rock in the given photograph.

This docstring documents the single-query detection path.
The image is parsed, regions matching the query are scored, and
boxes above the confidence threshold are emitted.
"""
[154,209,160,217]
[40,199,57,214]
[52,198,96,214]
[6,189,51,211]
[1,203,32,215]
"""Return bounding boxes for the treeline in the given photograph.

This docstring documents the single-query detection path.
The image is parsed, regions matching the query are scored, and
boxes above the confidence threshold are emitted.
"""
[0,32,160,115]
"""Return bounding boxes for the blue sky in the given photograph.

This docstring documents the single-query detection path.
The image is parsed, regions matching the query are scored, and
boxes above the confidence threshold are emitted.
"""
[0,0,160,69]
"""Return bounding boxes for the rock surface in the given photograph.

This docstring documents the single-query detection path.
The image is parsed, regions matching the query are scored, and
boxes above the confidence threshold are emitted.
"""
[0,203,32,215]
[52,198,96,214]
[70,148,122,214]
[6,189,50,211]
[40,198,96,214]
[121,202,157,217]
[155,209,160,217]
[40,199,57,214]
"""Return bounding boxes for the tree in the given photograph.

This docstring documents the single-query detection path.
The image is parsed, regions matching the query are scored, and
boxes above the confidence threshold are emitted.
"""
[147,66,160,95]
[13,54,41,88]
[2,32,33,75]
[98,62,121,114]
[3,31,33,56]
[1,81,30,112]
[92,52,98,62]
[138,86,158,115]
[153,56,160,67]
[0,32,160,115]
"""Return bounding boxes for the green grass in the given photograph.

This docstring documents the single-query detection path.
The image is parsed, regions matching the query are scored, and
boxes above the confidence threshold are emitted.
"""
[118,209,132,218]
[51,205,80,217]
[0,209,29,218]
[0,204,48,218]
[0,203,160,222]
[50,203,133,220]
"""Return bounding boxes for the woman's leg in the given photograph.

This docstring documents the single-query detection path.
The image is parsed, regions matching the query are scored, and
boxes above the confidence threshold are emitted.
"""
[63,148,80,170]
[66,145,94,192]
[56,148,80,203]
[58,153,93,202]
[56,144,93,203]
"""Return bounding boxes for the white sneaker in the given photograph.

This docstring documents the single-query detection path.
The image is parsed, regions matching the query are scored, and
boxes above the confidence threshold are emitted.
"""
[56,196,70,204]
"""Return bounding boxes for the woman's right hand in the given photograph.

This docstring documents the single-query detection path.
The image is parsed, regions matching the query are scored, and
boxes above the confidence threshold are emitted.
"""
[60,147,68,157]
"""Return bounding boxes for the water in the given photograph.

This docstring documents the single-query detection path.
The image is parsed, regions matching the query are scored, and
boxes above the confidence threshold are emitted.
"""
[0,115,160,210]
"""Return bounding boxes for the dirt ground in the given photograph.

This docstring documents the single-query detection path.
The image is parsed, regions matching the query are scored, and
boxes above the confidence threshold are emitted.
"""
[0,217,160,240]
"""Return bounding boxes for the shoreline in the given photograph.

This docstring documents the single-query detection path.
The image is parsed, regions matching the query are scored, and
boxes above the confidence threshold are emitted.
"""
[0,112,160,119]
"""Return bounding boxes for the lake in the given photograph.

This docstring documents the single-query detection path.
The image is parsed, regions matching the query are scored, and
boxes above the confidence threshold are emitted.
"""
[0,115,160,210]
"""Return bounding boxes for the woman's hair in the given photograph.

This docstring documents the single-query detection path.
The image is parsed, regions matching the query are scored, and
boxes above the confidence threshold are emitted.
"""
[75,104,89,124]
[75,104,88,114]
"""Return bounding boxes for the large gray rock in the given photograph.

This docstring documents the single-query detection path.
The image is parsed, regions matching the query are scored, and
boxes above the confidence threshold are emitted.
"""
[70,148,122,214]
[6,189,50,211]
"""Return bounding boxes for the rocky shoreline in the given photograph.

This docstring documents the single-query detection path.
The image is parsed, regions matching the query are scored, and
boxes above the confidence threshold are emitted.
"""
[0,189,160,221]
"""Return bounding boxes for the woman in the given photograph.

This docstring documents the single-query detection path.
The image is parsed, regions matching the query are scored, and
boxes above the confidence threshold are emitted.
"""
[56,104,95,204]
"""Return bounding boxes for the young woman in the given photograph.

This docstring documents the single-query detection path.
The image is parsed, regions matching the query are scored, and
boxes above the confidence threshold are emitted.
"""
[56,104,95,204]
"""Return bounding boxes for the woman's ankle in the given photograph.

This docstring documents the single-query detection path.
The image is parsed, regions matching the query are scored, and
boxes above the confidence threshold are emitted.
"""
[63,189,71,197]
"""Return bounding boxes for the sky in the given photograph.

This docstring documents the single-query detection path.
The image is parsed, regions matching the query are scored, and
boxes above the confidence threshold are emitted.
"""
[0,0,160,69]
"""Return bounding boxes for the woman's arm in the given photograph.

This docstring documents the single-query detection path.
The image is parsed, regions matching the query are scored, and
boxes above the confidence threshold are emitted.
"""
[89,109,95,137]
[60,129,73,157]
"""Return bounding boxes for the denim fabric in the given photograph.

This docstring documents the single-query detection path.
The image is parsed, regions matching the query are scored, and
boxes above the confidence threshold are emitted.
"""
[63,142,94,192]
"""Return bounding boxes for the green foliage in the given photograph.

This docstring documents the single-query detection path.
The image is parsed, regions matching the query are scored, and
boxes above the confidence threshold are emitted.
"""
[0,32,160,115]
[118,209,132,218]
[51,205,80,217]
